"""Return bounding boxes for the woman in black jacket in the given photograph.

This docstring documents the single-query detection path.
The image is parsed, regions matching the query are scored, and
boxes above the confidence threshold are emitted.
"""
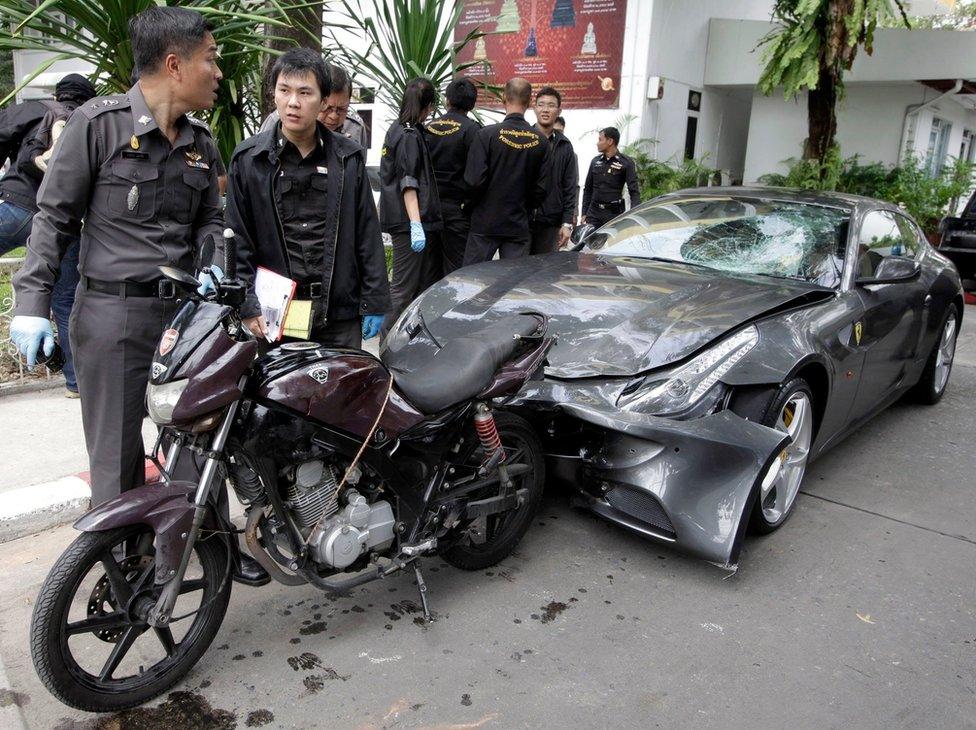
[379,77,442,337]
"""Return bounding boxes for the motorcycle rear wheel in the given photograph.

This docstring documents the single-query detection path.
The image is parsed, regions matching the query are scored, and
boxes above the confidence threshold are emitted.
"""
[30,524,231,712]
[441,411,545,570]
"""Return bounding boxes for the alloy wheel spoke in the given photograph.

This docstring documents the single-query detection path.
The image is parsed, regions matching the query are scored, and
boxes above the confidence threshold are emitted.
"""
[98,625,143,682]
[179,578,206,594]
[66,612,129,637]
[99,551,134,605]
[154,626,177,656]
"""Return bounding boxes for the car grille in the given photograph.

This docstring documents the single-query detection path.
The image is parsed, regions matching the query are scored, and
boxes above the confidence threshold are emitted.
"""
[605,486,676,538]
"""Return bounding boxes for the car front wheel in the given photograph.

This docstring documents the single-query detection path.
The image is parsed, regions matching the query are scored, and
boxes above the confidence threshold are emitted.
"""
[732,378,815,534]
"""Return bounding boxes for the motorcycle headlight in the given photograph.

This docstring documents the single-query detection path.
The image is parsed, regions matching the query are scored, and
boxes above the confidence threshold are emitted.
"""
[146,379,189,424]
[619,325,759,417]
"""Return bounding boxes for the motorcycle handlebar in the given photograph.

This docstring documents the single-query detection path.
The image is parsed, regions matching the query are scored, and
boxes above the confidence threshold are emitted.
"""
[222,228,237,280]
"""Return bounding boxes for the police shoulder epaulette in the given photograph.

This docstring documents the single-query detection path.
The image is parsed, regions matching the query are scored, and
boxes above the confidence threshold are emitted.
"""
[80,96,130,119]
[187,115,214,136]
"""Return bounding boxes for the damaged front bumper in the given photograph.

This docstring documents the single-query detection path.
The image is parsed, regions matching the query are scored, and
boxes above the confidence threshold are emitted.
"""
[529,393,789,567]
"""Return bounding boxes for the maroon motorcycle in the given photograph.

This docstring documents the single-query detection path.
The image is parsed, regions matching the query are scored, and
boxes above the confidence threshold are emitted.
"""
[30,230,552,712]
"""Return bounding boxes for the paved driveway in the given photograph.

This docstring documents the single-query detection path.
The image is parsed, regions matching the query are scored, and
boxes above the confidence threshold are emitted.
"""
[0,314,973,729]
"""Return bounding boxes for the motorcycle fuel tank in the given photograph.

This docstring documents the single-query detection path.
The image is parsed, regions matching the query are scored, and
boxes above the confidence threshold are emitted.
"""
[251,344,424,441]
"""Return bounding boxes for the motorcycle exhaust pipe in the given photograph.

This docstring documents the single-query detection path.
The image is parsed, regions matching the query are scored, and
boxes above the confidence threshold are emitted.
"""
[244,507,307,586]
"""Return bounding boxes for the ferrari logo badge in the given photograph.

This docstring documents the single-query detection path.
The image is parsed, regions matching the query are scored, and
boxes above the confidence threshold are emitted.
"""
[130,134,139,150]
[854,321,863,346]
[159,329,179,356]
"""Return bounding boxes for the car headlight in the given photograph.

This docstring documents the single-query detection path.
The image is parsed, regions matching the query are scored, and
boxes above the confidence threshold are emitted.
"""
[619,325,759,417]
[146,379,189,424]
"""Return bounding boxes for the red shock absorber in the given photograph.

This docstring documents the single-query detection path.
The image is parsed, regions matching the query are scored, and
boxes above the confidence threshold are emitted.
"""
[473,403,505,464]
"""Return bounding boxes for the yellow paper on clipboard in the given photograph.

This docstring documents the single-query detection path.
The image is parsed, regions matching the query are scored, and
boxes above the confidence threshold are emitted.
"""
[283,299,313,339]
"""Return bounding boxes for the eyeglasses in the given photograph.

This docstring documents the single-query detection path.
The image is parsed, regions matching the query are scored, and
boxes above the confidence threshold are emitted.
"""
[324,105,349,115]
[535,102,559,110]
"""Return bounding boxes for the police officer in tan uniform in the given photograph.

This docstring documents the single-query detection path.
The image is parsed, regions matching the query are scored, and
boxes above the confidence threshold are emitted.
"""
[11,7,225,504]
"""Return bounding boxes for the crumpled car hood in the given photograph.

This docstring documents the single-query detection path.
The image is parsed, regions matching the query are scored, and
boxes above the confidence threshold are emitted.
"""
[416,253,832,377]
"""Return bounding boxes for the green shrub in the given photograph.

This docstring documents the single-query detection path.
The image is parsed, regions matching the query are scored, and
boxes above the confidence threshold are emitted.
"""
[622,140,719,201]
[760,151,976,235]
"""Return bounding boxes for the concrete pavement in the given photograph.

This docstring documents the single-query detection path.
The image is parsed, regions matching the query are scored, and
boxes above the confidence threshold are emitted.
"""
[0,315,973,727]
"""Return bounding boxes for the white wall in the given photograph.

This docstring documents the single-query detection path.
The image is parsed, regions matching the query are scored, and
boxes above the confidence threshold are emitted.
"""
[742,82,976,182]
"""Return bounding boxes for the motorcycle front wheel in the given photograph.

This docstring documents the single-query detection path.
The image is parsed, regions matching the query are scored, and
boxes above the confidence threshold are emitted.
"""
[30,524,231,712]
[441,411,545,570]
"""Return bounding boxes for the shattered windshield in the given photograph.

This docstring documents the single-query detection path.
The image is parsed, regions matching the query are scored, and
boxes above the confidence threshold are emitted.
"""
[584,196,850,287]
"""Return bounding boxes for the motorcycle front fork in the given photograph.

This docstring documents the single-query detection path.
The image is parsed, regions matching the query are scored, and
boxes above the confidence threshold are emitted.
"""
[146,396,242,628]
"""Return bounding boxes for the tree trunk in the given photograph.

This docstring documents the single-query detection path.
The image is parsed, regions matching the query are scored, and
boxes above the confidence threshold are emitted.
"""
[804,68,838,164]
[260,2,324,117]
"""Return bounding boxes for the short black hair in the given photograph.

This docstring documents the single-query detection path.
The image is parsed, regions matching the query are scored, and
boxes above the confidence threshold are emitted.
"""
[327,63,353,97]
[536,86,561,107]
[129,6,213,78]
[600,126,620,145]
[270,48,332,98]
[446,78,477,112]
[555,116,566,127]
[399,77,437,126]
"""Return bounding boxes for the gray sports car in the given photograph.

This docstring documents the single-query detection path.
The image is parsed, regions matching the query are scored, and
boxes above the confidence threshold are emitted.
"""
[382,188,964,567]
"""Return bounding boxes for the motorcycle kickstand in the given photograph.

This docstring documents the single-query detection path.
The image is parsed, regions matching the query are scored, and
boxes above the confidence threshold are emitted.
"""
[413,561,433,623]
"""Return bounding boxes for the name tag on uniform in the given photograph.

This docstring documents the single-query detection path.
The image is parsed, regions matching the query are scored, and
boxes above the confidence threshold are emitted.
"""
[122,150,149,160]
[316,166,328,175]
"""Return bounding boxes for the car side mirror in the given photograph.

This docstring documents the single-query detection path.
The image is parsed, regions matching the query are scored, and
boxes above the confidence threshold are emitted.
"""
[857,255,921,285]
[570,223,595,251]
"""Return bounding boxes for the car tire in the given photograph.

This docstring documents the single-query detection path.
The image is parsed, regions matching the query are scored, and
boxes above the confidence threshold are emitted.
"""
[731,378,815,534]
[909,304,959,406]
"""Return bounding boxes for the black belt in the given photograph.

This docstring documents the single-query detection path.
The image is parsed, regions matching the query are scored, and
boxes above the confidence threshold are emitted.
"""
[84,276,177,300]
[295,281,324,299]
[594,199,624,210]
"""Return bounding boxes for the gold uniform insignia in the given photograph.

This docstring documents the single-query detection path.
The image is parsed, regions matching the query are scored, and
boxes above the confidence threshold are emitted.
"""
[130,135,139,150]
[854,321,863,346]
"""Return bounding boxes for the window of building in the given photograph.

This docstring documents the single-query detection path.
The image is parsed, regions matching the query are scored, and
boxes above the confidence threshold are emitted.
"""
[925,117,952,177]
[960,129,975,163]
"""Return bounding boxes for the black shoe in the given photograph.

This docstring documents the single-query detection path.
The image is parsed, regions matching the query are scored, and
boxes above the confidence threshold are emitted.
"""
[233,553,271,586]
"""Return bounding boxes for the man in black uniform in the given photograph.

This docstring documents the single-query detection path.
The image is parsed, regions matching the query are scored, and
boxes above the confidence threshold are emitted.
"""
[463,78,551,265]
[529,86,577,254]
[425,78,481,278]
[10,7,225,505]
[1,74,96,397]
[226,50,389,348]
[581,126,640,228]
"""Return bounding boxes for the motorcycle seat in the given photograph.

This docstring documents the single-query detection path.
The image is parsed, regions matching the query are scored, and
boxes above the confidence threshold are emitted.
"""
[386,314,541,414]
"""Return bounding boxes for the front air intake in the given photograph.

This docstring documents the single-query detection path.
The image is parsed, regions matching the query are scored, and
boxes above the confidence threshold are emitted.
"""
[605,486,676,538]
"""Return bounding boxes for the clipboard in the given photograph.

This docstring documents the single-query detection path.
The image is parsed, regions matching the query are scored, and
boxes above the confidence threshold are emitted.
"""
[254,266,296,342]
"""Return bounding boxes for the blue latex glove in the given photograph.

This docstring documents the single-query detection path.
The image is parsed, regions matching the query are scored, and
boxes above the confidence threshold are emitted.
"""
[409,221,426,253]
[362,315,383,340]
[10,315,55,368]
[196,264,224,295]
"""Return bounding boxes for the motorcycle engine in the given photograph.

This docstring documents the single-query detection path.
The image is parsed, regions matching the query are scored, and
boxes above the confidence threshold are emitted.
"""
[285,460,396,570]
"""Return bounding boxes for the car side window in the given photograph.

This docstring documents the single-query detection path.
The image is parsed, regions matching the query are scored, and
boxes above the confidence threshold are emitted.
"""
[856,210,908,278]
[892,213,922,259]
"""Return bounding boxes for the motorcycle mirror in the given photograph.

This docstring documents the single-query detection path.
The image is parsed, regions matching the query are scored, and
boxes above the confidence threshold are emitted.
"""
[158,265,200,292]
[197,235,216,270]
[570,224,596,251]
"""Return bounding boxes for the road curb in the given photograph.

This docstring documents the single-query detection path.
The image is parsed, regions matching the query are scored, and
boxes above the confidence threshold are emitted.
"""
[0,460,165,545]
[0,476,91,545]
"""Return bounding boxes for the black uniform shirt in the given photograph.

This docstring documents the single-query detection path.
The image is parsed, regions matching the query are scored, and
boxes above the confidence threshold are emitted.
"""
[464,112,551,237]
[425,110,481,203]
[533,129,578,227]
[275,131,330,281]
[582,151,640,215]
[0,98,57,211]
[378,122,442,234]
[13,84,224,317]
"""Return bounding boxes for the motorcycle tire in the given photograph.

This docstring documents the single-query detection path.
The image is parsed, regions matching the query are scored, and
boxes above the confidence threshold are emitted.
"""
[30,524,231,713]
[441,411,545,571]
